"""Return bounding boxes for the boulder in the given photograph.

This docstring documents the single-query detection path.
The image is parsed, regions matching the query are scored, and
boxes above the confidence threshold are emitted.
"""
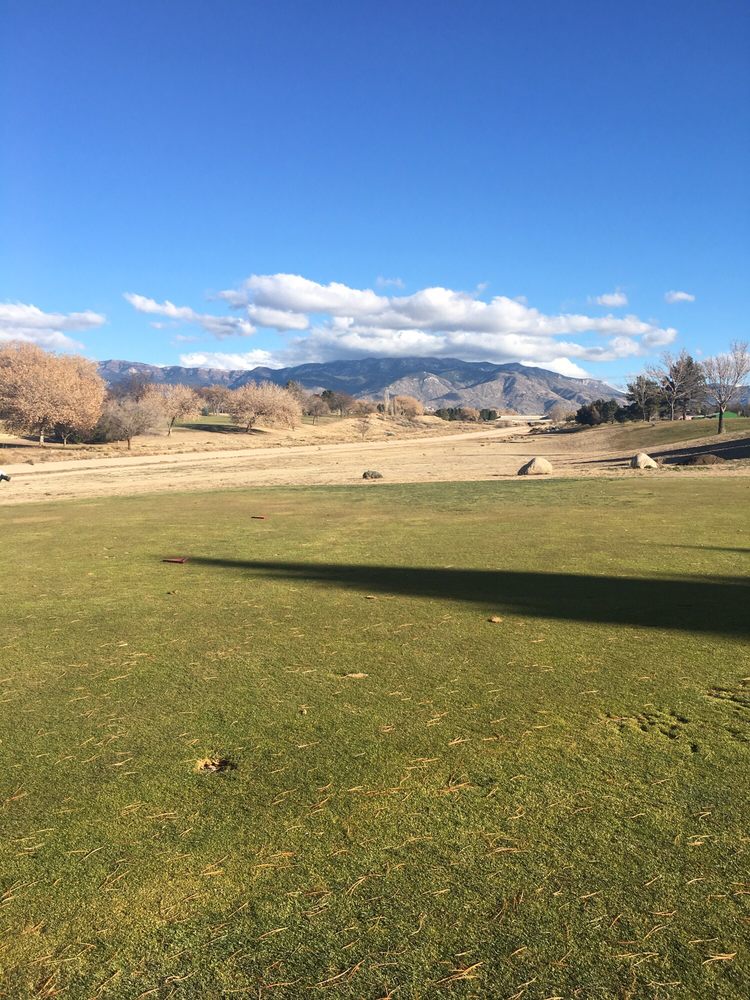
[362,470,383,480]
[517,457,553,476]
[630,452,658,469]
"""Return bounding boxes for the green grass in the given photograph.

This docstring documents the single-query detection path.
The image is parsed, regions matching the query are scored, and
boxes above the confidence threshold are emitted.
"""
[585,416,750,450]
[1,479,749,998]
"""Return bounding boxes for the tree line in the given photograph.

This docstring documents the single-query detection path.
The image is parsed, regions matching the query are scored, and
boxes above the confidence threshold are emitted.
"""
[0,344,433,448]
[433,407,502,422]
[572,342,750,434]
[0,343,307,448]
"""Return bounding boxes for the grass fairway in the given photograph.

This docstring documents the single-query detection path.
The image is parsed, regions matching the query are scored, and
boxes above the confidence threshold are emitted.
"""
[1,479,749,999]
[584,416,750,451]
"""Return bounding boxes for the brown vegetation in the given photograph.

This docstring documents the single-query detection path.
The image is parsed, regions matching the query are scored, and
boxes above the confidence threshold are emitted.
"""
[226,381,302,431]
[0,342,105,445]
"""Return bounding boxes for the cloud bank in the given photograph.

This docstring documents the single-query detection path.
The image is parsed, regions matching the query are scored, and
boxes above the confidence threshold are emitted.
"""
[0,302,106,350]
[126,273,679,374]
[179,349,282,370]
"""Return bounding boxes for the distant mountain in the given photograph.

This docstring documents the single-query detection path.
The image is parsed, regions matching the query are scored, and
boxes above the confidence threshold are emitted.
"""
[98,357,626,414]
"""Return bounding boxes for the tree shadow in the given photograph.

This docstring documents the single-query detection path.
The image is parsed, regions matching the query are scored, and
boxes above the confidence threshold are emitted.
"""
[582,434,750,466]
[189,558,749,637]
[177,422,269,436]
[655,545,750,555]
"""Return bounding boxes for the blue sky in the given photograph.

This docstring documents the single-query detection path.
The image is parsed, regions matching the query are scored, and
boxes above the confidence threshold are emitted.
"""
[1,0,748,385]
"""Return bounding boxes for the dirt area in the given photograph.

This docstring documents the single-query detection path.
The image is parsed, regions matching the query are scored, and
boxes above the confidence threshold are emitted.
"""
[1,419,749,506]
[0,413,521,465]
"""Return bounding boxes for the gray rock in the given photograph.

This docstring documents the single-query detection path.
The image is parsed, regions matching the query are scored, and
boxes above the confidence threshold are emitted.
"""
[362,470,384,480]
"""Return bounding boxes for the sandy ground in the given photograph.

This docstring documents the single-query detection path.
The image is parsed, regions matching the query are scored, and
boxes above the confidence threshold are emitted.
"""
[0,413,530,464]
[2,421,749,506]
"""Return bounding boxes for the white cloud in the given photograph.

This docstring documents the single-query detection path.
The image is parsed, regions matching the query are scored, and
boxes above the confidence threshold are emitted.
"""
[665,290,695,304]
[0,301,105,350]
[230,273,388,316]
[595,289,628,307]
[521,357,590,378]
[179,350,282,370]
[376,275,405,289]
[124,292,255,338]
[132,273,681,374]
[246,305,309,331]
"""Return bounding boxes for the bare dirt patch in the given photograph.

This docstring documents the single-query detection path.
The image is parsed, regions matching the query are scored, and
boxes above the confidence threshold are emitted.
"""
[2,423,748,506]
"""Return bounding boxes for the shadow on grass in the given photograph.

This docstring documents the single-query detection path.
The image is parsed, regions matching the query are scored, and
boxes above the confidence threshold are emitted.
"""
[189,558,749,636]
[661,545,750,555]
[582,434,750,466]
[177,422,269,435]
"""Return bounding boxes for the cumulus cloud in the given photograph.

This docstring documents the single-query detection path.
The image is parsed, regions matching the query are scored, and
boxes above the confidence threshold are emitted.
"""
[664,290,695,303]
[595,289,628,307]
[376,275,405,289]
[521,357,590,378]
[124,292,255,338]
[131,274,680,374]
[0,301,105,350]
[179,350,282,370]
[213,273,677,368]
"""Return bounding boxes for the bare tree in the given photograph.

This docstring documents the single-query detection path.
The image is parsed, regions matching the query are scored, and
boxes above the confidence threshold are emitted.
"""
[351,399,377,416]
[148,384,199,435]
[393,395,424,418]
[305,396,330,425]
[547,401,577,422]
[458,406,480,422]
[97,394,165,449]
[626,375,661,422]
[0,342,105,444]
[109,370,154,401]
[227,382,302,432]
[702,341,750,434]
[355,416,372,440]
[648,350,690,421]
[197,384,232,413]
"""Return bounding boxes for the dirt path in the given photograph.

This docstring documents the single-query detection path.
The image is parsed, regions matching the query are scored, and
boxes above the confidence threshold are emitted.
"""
[1,424,748,505]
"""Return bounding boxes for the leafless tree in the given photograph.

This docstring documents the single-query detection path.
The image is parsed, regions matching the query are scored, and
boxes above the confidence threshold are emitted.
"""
[355,416,372,440]
[0,342,105,445]
[351,399,377,416]
[393,395,424,418]
[197,384,232,413]
[458,406,480,422]
[148,383,199,435]
[547,401,577,422]
[702,341,750,434]
[227,382,302,432]
[648,350,688,421]
[97,394,166,449]
[305,396,330,425]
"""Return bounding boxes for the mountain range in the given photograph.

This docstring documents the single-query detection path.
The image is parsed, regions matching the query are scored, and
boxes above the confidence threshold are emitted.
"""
[98,357,626,414]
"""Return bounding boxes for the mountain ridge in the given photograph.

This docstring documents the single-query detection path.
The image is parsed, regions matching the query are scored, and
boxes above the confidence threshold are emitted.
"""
[97,356,626,414]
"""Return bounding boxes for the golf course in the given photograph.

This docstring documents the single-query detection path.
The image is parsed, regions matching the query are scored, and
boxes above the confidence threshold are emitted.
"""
[1,477,748,998]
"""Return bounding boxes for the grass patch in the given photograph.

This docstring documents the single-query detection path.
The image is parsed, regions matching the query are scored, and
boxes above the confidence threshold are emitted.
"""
[1,479,749,997]
[583,416,750,451]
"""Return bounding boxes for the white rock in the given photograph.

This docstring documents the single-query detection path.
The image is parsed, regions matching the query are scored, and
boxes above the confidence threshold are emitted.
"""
[517,456,553,476]
[630,452,658,469]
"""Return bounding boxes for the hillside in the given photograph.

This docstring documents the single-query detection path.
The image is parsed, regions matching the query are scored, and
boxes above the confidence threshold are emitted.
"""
[98,357,625,414]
